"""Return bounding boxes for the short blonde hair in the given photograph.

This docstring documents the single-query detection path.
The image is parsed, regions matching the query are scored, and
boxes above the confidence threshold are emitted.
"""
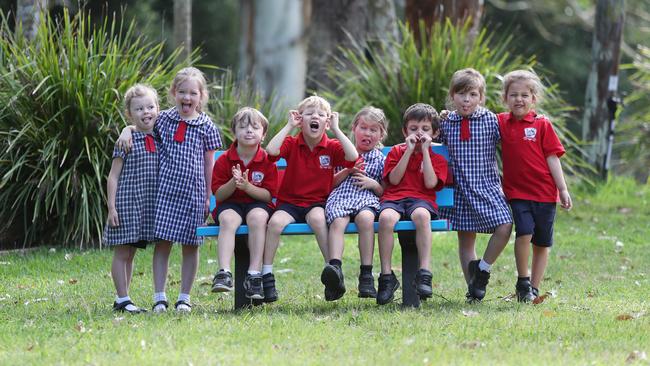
[231,107,269,135]
[124,83,159,114]
[297,95,331,115]
[169,67,209,112]
[352,106,389,143]
[447,68,486,108]
[502,69,544,102]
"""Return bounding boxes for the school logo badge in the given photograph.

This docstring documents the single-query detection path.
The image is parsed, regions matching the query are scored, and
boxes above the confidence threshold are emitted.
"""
[251,171,264,184]
[524,127,537,141]
[319,155,331,169]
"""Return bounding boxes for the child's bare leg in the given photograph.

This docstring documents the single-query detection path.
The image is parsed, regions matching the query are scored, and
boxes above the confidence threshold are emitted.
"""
[180,245,199,295]
[514,234,533,277]
[112,245,132,298]
[378,209,400,274]
[458,231,477,284]
[306,207,329,261]
[217,210,243,271]
[328,216,350,261]
[355,210,375,266]
[482,223,512,264]
[153,241,172,293]
[530,245,550,289]
[264,211,295,266]
[246,208,269,272]
[124,247,136,292]
[411,208,432,271]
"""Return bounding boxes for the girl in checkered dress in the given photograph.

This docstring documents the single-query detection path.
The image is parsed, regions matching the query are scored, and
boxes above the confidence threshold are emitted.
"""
[440,68,513,302]
[323,107,387,300]
[119,68,223,312]
[104,84,160,313]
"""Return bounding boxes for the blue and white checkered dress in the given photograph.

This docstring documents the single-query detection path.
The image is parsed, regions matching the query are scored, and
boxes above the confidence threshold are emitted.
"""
[154,107,223,245]
[440,107,512,233]
[325,148,385,224]
[103,132,159,246]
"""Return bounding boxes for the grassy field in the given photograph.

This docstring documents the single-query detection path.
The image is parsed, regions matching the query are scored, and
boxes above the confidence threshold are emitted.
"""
[1,178,649,365]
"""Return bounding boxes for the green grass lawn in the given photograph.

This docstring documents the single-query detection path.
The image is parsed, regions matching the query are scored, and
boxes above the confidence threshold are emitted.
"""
[1,178,649,365]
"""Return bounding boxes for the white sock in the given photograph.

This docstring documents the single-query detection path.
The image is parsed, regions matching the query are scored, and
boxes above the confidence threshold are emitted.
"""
[177,293,191,304]
[248,270,261,275]
[262,265,273,275]
[479,259,492,273]
[154,292,167,303]
[220,267,231,273]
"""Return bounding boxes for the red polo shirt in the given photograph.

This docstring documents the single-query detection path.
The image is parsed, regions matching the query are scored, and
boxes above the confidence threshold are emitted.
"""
[381,144,448,210]
[212,142,279,207]
[498,111,565,203]
[272,133,355,207]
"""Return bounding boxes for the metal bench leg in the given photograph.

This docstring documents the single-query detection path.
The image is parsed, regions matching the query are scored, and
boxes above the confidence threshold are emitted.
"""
[233,235,265,309]
[398,231,420,308]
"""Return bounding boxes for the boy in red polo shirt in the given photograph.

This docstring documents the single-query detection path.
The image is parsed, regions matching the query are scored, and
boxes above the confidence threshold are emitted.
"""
[498,70,572,302]
[376,103,448,305]
[261,96,358,302]
[211,107,279,300]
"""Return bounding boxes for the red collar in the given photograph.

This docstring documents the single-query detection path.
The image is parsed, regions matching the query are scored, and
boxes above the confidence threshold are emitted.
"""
[508,110,536,124]
[297,133,328,149]
[226,141,265,163]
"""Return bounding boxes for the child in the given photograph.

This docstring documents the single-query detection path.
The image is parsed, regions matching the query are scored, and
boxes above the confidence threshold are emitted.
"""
[376,103,448,305]
[322,107,388,301]
[262,96,358,302]
[498,70,572,302]
[210,107,278,300]
[119,67,223,312]
[104,84,160,314]
[441,68,513,302]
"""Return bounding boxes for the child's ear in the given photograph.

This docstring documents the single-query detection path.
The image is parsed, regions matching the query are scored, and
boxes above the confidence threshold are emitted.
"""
[432,129,440,139]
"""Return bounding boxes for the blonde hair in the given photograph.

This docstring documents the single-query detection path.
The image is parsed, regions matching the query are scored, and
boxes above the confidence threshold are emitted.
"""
[297,95,331,115]
[502,69,544,102]
[124,84,159,117]
[231,107,269,135]
[351,106,389,144]
[447,68,486,109]
[169,67,209,112]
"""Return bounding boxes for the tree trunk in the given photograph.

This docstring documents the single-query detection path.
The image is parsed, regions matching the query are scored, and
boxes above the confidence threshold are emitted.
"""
[582,0,625,173]
[405,0,483,44]
[16,0,48,41]
[306,0,398,93]
[174,0,192,62]
[239,0,310,111]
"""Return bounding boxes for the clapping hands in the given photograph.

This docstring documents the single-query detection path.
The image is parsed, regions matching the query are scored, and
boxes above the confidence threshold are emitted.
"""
[232,164,250,191]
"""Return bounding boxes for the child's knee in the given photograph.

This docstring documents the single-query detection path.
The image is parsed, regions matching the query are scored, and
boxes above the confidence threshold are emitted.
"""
[219,211,243,228]
[354,212,374,230]
[246,209,269,228]
[410,208,431,225]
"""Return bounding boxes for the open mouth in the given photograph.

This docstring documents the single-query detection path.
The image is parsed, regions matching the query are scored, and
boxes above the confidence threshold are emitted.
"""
[181,103,193,114]
[309,121,320,130]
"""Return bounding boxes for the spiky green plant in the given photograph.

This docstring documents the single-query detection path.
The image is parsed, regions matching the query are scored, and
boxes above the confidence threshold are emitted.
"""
[0,9,191,247]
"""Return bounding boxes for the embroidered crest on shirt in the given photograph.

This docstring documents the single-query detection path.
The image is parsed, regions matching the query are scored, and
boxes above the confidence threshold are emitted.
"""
[251,171,264,185]
[524,127,537,141]
[319,155,331,169]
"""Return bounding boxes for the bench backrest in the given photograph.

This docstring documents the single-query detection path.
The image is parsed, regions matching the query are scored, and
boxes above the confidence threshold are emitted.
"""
[210,145,453,211]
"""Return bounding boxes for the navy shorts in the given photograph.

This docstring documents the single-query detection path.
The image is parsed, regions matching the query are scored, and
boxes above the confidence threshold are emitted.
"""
[379,198,438,220]
[509,199,557,247]
[276,203,325,223]
[215,201,273,225]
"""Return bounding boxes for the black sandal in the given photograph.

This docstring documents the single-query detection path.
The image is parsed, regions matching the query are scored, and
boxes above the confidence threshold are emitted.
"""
[113,300,147,314]
[174,300,192,312]
[152,300,169,313]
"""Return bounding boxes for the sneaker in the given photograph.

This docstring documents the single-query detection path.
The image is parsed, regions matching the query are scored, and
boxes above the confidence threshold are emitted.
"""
[211,270,233,293]
[244,274,264,300]
[376,271,400,305]
[532,287,540,298]
[516,278,536,303]
[358,272,377,298]
[467,259,490,300]
[262,273,278,303]
[321,264,346,301]
[414,269,433,299]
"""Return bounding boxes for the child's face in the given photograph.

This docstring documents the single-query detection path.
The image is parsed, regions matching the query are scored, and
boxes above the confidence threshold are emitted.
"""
[173,78,202,117]
[353,117,382,153]
[403,119,438,145]
[127,93,159,133]
[452,87,482,117]
[299,106,330,141]
[234,118,265,148]
[505,81,536,119]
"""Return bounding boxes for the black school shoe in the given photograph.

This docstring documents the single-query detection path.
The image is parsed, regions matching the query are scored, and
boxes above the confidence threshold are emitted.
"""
[516,278,537,303]
[467,259,490,301]
[262,273,278,303]
[211,270,233,293]
[376,271,400,305]
[321,264,346,301]
[414,269,433,299]
[358,272,377,298]
[244,274,264,300]
[113,300,147,314]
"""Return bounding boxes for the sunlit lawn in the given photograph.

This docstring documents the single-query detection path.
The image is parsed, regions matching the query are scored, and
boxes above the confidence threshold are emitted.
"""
[0,178,648,365]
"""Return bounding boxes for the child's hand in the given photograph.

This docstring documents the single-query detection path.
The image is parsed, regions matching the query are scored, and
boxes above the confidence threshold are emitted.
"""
[420,134,432,152]
[235,169,250,190]
[107,208,119,227]
[351,173,376,190]
[329,111,340,131]
[232,164,243,182]
[288,110,301,128]
[559,190,572,210]
[204,198,211,217]
[440,109,450,120]
[117,127,133,152]
[405,134,418,152]
[349,158,366,175]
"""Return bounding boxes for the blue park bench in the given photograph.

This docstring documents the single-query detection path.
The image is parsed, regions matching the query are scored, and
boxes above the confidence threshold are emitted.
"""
[197,145,454,309]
